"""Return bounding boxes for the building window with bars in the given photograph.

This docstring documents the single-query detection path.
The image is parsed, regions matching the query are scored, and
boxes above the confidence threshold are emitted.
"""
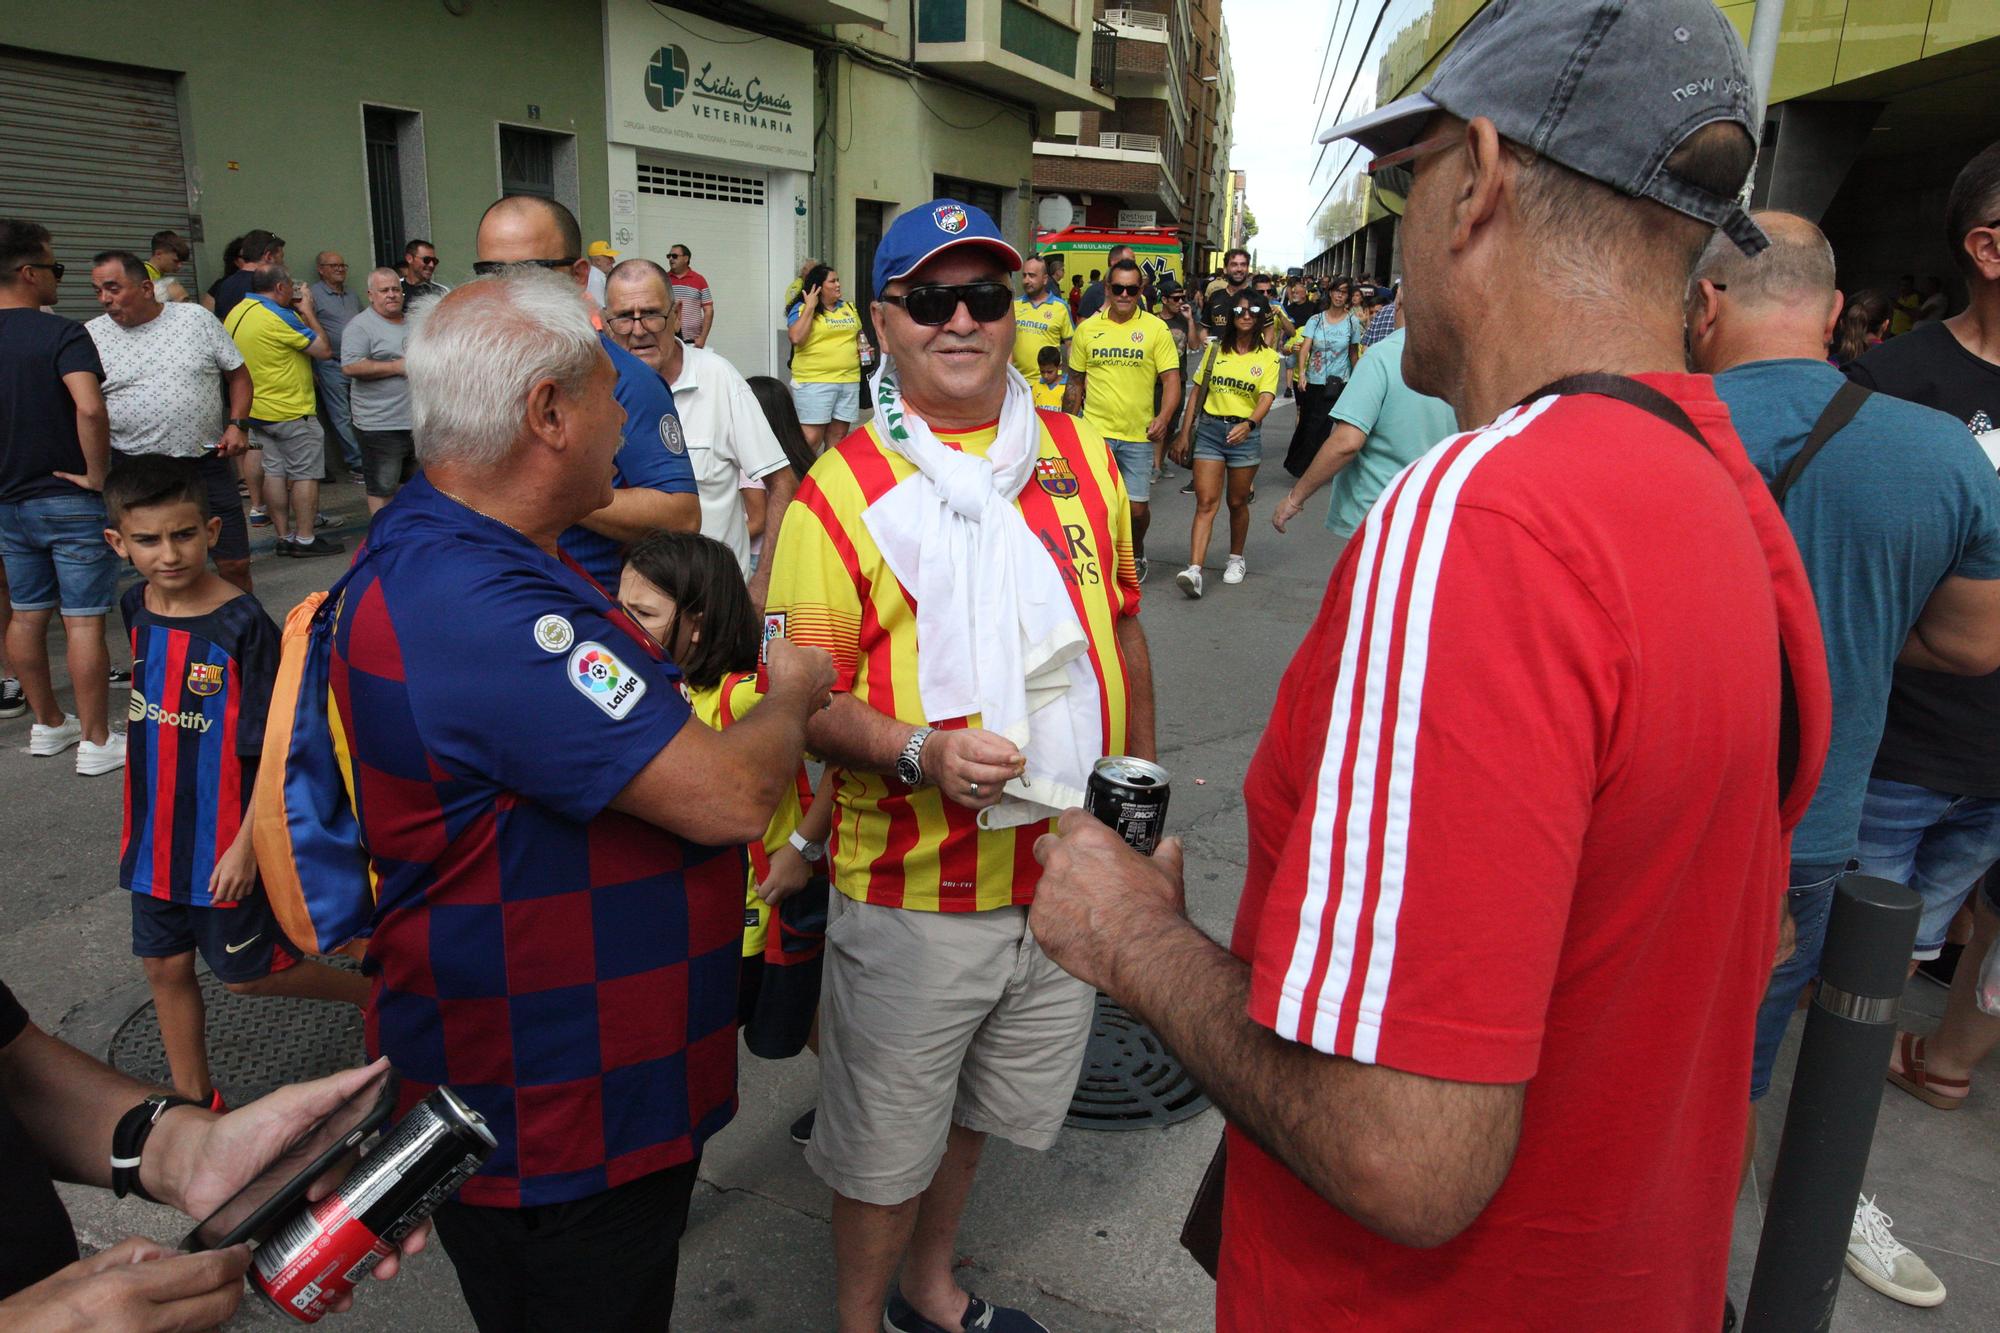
[362,106,430,271]
[498,124,580,213]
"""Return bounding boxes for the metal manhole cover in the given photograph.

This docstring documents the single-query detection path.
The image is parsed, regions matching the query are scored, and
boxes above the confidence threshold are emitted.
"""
[109,965,368,1105]
[1067,992,1211,1130]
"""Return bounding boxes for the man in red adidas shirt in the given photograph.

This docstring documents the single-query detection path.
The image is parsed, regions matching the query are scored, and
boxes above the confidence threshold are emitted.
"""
[1030,2,1833,1328]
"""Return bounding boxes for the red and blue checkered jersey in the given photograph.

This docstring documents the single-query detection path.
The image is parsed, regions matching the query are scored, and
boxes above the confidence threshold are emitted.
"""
[332,475,745,1208]
[119,586,278,906]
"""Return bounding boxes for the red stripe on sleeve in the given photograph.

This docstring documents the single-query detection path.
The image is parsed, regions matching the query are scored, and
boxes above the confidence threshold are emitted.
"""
[214,649,243,867]
[797,478,868,603]
[150,631,190,900]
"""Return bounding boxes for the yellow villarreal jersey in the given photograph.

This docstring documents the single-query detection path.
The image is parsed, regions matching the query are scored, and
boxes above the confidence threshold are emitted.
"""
[688,673,810,955]
[1068,310,1179,442]
[1202,346,1282,419]
[789,301,862,383]
[225,297,317,420]
[1031,376,1068,411]
[764,411,1140,912]
[1012,295,1074,376]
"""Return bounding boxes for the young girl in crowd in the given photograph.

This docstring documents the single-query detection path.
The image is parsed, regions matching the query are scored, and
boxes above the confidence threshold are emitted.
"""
[619,532,832,1058]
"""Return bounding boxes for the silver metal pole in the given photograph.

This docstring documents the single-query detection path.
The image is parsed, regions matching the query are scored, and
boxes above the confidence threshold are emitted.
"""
[1746,0,1788,127]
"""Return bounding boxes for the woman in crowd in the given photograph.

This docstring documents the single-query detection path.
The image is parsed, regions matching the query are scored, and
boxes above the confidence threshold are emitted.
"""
[785,264,863,453]
[1171,293,1281,599]
[1284,277,1360,476]
[1831,289,1893,367]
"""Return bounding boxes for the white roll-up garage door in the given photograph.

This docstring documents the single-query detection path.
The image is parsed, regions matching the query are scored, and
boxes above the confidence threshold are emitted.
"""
[634,154,773,378]
[0,48,194,319]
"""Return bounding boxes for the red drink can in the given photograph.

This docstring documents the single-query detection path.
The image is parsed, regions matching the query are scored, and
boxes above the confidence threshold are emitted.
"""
[250,1087,495,1323]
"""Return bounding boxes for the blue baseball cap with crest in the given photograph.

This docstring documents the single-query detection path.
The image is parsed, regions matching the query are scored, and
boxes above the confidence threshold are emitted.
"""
[872,199,1023,295]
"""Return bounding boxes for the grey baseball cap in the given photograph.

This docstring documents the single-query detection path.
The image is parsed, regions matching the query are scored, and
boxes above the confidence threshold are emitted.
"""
[1319,0,1768,254]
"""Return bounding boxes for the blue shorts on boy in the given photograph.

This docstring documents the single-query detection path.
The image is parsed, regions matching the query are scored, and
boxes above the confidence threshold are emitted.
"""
[120,584,296,981]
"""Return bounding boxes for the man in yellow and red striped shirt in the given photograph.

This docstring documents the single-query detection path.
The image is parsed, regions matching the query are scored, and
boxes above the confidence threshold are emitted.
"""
[764,200,1154,1333]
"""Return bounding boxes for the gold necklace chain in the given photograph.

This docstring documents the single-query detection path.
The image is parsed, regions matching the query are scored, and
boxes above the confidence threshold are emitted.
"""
[431,485,532,540]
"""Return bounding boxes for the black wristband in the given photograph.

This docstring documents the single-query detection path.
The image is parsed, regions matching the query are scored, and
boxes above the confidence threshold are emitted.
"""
[111,1095,200,1203]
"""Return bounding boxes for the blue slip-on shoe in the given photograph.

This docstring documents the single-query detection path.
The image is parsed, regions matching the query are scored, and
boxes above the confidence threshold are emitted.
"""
[883,1288,1050,1333]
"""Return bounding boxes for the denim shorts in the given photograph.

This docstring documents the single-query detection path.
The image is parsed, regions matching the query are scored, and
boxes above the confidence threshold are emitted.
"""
[1854,776,2000,958]
[1749,859,1855,1100]
[356,428,418,499]
[0,491,120,616]
[1192,414,1262,467]
[791,379,861,426]
[1105,438,1152,502]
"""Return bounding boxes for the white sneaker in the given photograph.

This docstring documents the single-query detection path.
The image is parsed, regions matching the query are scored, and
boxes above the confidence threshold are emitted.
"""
[76,731,127,777]
[1846,1194,1945,1307]
[29,714,81,756]
[1223,555,1247,585]
[1176,565,1204,599]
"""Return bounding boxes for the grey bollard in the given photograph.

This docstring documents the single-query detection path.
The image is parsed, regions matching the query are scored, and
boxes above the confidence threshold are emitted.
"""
[1745,873,1920,1332]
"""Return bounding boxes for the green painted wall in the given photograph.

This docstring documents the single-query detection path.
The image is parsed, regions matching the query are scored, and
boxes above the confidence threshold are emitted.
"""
[9,0,609,291]
[833,54,1035,278]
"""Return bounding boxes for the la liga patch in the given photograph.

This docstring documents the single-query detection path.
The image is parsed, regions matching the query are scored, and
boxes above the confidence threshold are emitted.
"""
[568,641,647,719]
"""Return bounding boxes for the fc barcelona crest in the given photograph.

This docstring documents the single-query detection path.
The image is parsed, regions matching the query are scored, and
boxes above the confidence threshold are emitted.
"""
[1035,457,1078,498]
[186,661,226,697]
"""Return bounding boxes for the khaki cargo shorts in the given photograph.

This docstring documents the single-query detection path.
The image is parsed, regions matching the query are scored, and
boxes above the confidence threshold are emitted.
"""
[804,891,1095,1206]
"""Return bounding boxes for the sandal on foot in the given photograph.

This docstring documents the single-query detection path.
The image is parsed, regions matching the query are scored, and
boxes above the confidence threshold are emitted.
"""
[1886,1032,1968,1110]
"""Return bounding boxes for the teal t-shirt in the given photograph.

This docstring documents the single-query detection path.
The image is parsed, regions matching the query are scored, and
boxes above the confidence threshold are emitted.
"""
[1717,357,2000,864]
[1324,328,1458,540]
[1299,311,1359,386]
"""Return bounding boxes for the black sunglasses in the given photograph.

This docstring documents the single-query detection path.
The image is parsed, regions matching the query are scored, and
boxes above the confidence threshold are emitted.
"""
[22,260,65,281]
[1109,282,1143,296]
[470,257,577,276]
[879,281,1012,326]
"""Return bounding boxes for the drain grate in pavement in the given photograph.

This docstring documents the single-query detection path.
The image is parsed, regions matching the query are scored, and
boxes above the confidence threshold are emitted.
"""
[1067,992,1211,1131]
[109,970,368,1105]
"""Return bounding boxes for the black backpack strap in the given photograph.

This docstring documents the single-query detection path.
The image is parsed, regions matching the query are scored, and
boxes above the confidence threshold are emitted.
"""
[1769,380,1872,507]
[1520,373,1712,453]
[1516,373,1807,812]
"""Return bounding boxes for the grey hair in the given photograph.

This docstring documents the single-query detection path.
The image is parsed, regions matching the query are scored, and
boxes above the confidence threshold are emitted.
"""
[365,266,401,288]
[250,264,290,294]
[406,270,603,469]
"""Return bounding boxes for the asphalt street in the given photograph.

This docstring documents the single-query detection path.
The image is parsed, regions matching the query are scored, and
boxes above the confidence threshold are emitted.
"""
[3,398,1996,1330]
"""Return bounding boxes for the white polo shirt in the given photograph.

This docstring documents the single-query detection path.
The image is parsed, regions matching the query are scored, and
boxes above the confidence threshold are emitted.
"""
[668,343,792,573]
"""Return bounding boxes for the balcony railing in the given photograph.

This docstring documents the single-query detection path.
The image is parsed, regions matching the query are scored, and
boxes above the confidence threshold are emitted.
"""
[1098,131,1162,153]
[1091,22,1116,94]
[1102,8,1168,32]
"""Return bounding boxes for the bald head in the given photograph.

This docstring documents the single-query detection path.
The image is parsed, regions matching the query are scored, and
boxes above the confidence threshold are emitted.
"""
[475,196,585,283]
[1687,211,1844,374]
[1693,211,1837,317]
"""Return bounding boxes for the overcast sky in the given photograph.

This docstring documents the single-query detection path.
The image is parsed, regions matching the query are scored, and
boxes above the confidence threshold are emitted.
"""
[1223,0,1332,267]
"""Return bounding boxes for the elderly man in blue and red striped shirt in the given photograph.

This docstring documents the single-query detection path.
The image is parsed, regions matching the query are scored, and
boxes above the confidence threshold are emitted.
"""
[331,269,831,1332]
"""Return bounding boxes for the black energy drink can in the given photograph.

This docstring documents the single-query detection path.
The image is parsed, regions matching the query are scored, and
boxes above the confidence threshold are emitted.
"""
[251,1087,496,1323]
[1086,755,1171,855]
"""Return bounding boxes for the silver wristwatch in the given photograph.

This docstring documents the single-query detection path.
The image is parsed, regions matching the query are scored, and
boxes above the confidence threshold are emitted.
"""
[895,726,936,788]
[788,829,826,863]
